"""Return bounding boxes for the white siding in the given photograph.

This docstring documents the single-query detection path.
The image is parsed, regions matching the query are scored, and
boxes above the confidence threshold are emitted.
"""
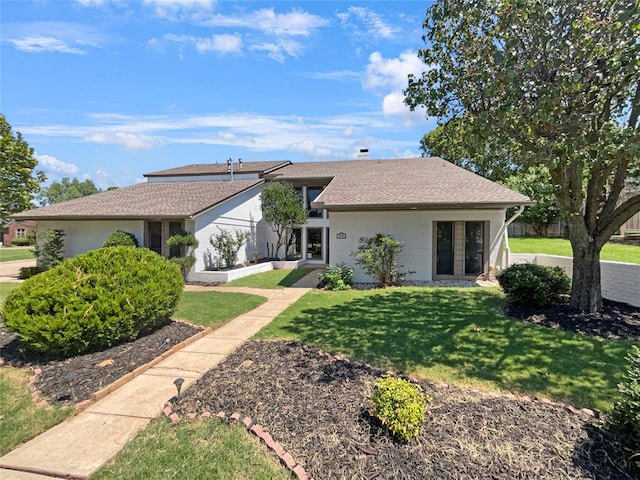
[193,185,268,271]
[328,209,506,283]
[35,220,144,258]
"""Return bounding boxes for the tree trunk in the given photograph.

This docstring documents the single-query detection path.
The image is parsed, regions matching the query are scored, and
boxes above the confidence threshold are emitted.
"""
[566,218,603,313]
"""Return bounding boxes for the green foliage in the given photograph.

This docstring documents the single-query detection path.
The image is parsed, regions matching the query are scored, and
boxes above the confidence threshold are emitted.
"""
[319,263,353,291]
[103,230,139,248]
[33,229,65,270]
[167,231,198,279]
[38,177,100,206]
[497,263,570,307]
[209,228,249,269]
[10,237,31,246]
[18,266,45,280]
[0,114,46,223]
[351,233,403,287]
[405,0,640,313]
[609,346,640,468]
[370,377,430,443]
[261,182,307,259]
[3,247,184,357]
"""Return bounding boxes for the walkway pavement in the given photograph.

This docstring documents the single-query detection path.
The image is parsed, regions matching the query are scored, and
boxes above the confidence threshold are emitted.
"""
[0,259,36,282]
[0,270,319,480]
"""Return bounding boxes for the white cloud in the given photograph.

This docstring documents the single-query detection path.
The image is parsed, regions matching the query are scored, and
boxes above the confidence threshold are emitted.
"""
[299,70,361,82]
[200,8,328,36]
[337,6,399,41]
[3,22,106,55]
[250,39,302,62]
[143,0,215,19]
[162,33,242,54]
[84,132,161,150]
[36,154,80,178]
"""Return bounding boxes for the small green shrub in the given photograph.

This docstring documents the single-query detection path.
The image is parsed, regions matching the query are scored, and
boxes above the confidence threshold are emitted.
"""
[18,266,46,279]
[351,233,404,287]
[209,228,248,269]
[10,237,31,246]
[370,377,431,443]
[103,230,139,248]
[608,346,640,470]
[3,247,184,357]
[319,263,354,290]
[497,263,570,307]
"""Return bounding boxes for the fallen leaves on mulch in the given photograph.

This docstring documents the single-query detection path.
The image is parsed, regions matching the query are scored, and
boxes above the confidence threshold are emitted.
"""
[174,340,634,480]
[0,321,203,403]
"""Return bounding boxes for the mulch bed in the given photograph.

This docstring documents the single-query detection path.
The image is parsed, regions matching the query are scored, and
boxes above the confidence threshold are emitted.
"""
[174,340,633,480]
[506,299,640,341]
[0,320,203,403]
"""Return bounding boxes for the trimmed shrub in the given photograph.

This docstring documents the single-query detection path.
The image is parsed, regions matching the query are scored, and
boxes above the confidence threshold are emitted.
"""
[18,266,46,279]
[319,263,354,290]
[103,230,139,248]
[497,263,570,307]
[351,233,404,287]
[10,237,31,246]
[370,377,431,443]
[608,346,640,470]
[3,246,184,357]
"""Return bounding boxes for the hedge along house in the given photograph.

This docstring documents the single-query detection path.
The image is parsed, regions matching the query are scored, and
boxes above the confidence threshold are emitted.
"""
[12,157,531,283]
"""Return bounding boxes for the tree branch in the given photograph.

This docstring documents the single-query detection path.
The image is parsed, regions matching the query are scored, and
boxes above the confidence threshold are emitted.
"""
[596,193,640,249]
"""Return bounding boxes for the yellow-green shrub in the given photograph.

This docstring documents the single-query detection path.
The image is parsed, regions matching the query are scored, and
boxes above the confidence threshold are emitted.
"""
[3,247,183,357]
[370,377,430,442]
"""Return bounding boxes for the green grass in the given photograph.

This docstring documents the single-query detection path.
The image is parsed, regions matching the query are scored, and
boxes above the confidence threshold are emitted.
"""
[0,367,74,455]
[256,287,634,411]
[91,417,290,480]
[173,291,266,329]
[0,282,19,303]
[0,246,35,262]
[225,268,313,289]
[509,237,640,264]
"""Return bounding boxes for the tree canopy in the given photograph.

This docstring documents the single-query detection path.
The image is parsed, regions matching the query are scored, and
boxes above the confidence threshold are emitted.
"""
[0,114,46,223]
[38,177,101,205]
[405,0,640,313]
[261,182,307,259]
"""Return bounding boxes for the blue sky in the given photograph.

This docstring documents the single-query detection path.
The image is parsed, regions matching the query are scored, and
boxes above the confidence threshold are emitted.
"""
[2,0,435,188]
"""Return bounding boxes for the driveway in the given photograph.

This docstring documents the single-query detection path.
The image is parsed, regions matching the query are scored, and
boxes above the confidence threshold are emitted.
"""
[0,259,35,282]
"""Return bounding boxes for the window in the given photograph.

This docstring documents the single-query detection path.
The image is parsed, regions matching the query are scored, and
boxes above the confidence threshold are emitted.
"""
[436,222,454,275]
[307,228,323,260]
[168,221,183,257]
[464,222,484,275]
[306,187,323,218]
[16,228,26,238]
[148,222,162,255]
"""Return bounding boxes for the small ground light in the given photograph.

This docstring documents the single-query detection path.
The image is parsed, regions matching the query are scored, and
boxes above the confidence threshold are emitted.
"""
[63,373,77,402]
[174,377,185,402]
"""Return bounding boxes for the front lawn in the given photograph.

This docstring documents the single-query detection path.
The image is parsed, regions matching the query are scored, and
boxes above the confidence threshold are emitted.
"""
[0,367,73,456]
[225,267,313,289]
[174,291,265,328]
[0,282,19,303]
[91,417,290,480]
[0,246,35,262]
[509,237,640,263]
[256,287,633,411]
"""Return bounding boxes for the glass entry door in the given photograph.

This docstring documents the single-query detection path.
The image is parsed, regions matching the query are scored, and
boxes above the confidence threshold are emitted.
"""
[148,221,162,255]
[464,222,484,275]
[436,222,454,275]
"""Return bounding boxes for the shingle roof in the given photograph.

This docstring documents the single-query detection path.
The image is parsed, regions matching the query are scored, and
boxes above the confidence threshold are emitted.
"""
[144,160,291,177]
[271,157,532,209]
[12,180,264,220]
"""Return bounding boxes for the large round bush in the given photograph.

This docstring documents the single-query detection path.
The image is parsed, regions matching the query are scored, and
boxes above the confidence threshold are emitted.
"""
[3,246,184,357]
[103,230,139,247]
[497,263,570,307]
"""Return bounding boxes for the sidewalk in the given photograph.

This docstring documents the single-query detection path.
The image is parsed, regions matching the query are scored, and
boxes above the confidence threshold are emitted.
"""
[0,272,317,480]
[0,259,36,282]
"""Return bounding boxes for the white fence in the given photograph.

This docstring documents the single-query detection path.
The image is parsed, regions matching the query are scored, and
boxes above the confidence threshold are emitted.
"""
[509,254,640,307]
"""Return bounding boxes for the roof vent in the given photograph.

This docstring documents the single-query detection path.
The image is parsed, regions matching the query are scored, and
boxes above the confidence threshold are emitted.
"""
[358,148,369,159]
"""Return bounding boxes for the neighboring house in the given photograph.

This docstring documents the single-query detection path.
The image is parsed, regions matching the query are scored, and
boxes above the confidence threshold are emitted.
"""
[1,220,36,245]
[11,157,531,283]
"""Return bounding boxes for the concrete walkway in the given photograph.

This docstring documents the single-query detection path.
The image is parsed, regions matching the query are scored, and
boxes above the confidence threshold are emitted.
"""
[0,272,318,480]
[0,259,36,282]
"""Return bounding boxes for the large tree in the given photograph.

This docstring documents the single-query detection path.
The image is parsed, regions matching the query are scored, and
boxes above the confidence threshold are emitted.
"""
[0,114,46,223]
[406,0,640,313]
[39,177,101,205]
